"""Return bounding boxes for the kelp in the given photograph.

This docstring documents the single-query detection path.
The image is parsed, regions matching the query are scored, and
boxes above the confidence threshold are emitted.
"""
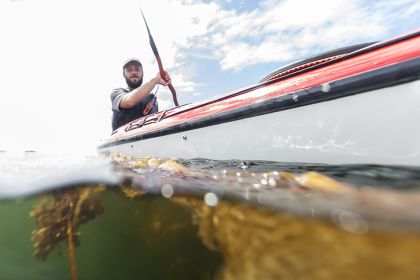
[171,195,420,280]
[30,185,106,280]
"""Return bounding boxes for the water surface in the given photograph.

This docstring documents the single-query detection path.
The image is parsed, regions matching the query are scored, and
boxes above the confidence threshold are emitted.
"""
[1,152,420,280]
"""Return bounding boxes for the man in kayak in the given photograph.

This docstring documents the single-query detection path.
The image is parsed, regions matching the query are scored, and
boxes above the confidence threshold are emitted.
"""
[111,58,171,131]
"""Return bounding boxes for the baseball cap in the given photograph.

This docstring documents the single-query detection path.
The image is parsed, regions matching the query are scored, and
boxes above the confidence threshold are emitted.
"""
[123,58,142,69]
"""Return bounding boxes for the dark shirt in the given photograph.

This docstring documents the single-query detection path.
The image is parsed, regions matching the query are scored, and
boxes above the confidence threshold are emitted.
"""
[111,88,158,131]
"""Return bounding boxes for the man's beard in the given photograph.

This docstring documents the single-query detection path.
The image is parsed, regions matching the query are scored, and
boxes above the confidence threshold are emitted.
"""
[125,76,143,89]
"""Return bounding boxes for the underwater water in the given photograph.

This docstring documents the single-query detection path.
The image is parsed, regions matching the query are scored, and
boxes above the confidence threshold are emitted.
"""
[1,152,420,280]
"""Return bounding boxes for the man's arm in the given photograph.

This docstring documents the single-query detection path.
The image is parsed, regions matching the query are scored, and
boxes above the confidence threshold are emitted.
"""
[119,72,171,109]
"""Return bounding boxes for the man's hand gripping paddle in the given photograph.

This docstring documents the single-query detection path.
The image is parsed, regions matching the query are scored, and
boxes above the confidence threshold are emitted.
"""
[141,9,179,115]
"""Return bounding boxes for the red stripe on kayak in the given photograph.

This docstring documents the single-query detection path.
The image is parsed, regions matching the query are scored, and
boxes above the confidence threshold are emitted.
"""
[114,35,420,140]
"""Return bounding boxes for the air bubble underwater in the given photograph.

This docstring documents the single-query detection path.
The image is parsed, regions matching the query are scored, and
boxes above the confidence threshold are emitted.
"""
[204,192,219,207]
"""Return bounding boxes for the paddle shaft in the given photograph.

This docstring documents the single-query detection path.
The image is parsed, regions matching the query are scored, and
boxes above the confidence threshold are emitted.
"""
[154,55,179,105]
[141,9,179,116]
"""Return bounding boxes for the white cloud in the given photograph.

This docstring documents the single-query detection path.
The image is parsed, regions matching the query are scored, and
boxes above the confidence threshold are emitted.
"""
[176,0,419,71]
[156,96,173,111]
[0,0,216,152]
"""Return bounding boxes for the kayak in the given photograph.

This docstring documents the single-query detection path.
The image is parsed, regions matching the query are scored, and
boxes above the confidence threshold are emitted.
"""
[97,30,420,166]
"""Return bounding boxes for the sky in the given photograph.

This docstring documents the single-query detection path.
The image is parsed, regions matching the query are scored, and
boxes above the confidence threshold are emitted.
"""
[0,0,419,155]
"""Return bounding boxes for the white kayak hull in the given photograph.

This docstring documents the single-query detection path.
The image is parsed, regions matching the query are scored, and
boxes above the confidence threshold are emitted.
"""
[99,80,420,165]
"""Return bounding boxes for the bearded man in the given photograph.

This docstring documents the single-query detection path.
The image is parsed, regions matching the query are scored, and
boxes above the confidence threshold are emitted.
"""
[110,58,171,131]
